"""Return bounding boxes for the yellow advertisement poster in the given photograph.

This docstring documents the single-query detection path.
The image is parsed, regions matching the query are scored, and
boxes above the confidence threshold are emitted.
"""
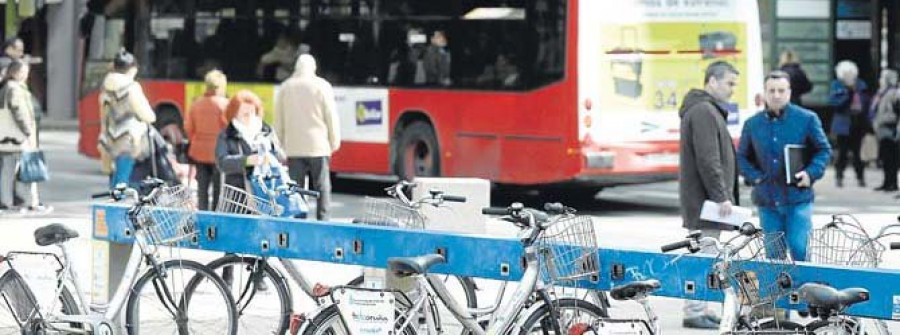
[184,83,277,124]
[598,22,748,113]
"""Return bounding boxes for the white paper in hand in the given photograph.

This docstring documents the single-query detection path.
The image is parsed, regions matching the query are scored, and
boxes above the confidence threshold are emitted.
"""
[700,200,753,228]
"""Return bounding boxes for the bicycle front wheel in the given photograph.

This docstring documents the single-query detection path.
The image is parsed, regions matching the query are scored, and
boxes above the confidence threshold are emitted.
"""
[125,259,238,335]
[205,255,292,335]
[517,298,607,334]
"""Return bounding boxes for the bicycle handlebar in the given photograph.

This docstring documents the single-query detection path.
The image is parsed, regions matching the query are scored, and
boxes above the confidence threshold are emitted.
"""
[661,239,693,253]
[442,195,467,203]
[482,207,511,216]
[891,242,900,250]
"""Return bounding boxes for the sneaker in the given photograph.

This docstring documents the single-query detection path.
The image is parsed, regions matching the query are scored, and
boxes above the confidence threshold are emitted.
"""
[704,313,722,324]
[683,316,718,329]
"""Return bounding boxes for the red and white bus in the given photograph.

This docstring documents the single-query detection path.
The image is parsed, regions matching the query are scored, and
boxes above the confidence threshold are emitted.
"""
[78,0,762,192]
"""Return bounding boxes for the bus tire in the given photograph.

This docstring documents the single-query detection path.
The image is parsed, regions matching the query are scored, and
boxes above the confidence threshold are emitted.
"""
[397,121,440,180]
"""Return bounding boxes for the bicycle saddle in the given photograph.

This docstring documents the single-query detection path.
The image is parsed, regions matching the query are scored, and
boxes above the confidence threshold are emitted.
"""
[388,254,446,277]
[798,283,869,310]
[34,223,80,246]
[610,279,661,300]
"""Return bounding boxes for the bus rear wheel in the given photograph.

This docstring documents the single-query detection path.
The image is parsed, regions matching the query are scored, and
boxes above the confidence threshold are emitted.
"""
[397,122,440,180]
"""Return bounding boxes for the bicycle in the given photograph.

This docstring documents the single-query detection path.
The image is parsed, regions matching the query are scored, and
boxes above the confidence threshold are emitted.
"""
[299,202,606,335]
[802,214,900,335]
[0,180,238,334]
[663,222,802,334]
[206,181,478,335]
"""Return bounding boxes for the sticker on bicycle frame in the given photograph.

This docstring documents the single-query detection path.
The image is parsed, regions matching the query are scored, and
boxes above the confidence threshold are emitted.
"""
[893,295,900,320]
[336,289,395,335]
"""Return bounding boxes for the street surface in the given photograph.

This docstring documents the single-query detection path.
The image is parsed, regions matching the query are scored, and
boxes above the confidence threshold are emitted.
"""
[3,130,900,334]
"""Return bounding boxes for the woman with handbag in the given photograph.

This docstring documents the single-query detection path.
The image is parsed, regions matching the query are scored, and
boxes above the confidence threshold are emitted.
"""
[0,59,46,213]
[215,90,286,285]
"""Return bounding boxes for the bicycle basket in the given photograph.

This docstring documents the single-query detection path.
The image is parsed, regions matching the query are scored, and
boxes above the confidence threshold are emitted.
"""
[135,185,197,245]
[353,197,425,229]
[217,184,282,217]
[727,232,795,306]
[535,215,600,285]
[807,224,884,268]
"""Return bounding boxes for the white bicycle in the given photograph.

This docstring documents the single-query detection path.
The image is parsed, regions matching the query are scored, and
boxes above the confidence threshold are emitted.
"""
[0,180,237,334]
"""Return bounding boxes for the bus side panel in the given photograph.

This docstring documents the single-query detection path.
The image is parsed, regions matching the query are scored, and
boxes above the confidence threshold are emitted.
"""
[330,142,391,174]
[388,84,579,185]
[498,84,581,185]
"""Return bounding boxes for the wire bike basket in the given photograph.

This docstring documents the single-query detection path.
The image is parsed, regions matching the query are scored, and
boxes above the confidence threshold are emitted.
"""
[807,219,884,268]
[217,184,283,217]
[535,215,600,285]
[135,185,197,245]
[727,232,795,306]
[352,197,426,230]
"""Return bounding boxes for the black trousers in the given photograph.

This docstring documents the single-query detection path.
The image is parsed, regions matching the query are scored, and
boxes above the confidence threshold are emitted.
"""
[288,157,331,221]
[195,163,221,211]
[879,139,899,188]
[835,134,865,181]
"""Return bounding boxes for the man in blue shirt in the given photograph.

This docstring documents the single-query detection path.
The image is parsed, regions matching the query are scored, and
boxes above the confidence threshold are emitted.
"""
[737,71,832,261]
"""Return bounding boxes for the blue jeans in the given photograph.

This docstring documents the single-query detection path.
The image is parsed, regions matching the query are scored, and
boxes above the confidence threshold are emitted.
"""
[110,155,135,190]
[758,202,813,261]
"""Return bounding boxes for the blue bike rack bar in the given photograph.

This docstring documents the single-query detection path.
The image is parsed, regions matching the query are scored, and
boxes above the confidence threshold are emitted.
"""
[92,204,900,320]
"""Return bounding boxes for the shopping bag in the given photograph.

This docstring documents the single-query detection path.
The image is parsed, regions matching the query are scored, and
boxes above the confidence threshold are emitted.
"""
[16,150,49,183]
[861,133,879,163]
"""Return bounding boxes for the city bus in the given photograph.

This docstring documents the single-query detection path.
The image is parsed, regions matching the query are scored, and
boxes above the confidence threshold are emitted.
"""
[78,0,763,194]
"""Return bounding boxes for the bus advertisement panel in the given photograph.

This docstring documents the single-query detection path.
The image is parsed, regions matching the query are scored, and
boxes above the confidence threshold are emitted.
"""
[578,0,763,167]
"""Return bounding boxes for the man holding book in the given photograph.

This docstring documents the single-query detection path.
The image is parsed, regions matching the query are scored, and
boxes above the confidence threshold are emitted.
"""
[737,70,832,261]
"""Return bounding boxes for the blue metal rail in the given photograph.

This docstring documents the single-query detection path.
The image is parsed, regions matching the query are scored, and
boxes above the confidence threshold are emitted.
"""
[92,204,900,320]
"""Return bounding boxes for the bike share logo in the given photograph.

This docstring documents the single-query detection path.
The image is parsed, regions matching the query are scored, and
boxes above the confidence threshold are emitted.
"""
[351,312,390,323]
[356,100,383,126]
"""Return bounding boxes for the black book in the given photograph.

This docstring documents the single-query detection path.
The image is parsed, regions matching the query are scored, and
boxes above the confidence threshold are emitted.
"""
[784,144,808,185]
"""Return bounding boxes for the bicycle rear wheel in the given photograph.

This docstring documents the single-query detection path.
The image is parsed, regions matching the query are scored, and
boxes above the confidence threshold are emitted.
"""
[125,259,238,335]
[0,269,81,334]
[204,255,292,335]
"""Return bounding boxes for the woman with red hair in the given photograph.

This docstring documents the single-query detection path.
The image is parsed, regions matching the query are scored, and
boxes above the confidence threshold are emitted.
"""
[215,90,286,190]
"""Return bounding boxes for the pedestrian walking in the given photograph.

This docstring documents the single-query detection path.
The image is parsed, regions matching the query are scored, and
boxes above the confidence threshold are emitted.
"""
[872,69,900,192]
[0,60,44,212]
[186,69,229,210]
[97,49,155,189]
[274,54,340,221]
[829,60,871,187]
[778,50,813,106]
[737,70,831,261]
[678,60,741,329]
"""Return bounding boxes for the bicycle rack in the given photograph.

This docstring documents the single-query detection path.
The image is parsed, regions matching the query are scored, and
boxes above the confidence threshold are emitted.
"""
[92,204,900,321]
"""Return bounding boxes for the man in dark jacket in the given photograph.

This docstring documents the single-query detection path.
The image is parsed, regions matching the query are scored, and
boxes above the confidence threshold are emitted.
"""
[737,71,831,261]
[678,60,740,329]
